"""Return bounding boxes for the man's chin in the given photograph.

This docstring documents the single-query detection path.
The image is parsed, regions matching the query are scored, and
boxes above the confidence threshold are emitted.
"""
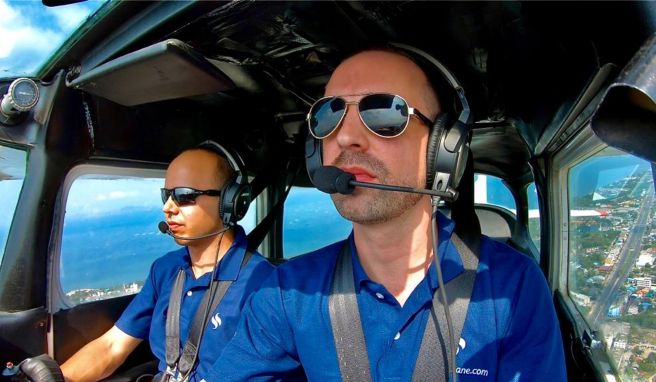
[174,238,189,246]
[332,196,389,225]
[331,187,424,225]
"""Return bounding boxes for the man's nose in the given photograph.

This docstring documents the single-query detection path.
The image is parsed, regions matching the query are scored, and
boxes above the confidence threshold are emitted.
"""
[162,196,178,214]
[333,104,369,151]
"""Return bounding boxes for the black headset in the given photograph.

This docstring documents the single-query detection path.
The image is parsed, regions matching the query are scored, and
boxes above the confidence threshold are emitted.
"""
[196,140,252,227]
[304,43,473,201]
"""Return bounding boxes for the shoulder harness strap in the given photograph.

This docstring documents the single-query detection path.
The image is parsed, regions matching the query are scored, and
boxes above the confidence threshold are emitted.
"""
[165,250,253,381]
[329,232,479,382]
[412,231,480,381]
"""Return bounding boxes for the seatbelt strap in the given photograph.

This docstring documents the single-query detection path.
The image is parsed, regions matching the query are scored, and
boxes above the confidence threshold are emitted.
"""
[329,232,479,382]
[329,244,372,381]
[165,251,252,381]
[412,231,480,381]
[165,271,185,379]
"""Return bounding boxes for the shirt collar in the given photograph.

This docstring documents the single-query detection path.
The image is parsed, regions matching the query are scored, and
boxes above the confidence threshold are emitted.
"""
[349,233,367,292]
[181,225,248,282]
[350,211,464,292]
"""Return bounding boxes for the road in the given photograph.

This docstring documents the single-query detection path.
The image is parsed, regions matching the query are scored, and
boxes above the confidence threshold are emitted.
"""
[589,185,654,327]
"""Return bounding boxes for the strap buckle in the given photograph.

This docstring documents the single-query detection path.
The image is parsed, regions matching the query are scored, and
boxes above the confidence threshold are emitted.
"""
[165,366,187,382]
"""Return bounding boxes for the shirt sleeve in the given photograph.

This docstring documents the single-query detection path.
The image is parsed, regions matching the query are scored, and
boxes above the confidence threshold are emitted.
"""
[205,269,305,381]
[115,262,158,340]
[497,260,567,381]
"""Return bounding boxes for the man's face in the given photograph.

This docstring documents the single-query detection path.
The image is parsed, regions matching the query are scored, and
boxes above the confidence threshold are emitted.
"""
[322,50,438,225]
[162,150,225,245]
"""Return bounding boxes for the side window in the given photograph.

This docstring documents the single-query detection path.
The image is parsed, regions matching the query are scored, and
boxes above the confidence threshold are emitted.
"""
[59,168,259,306]
[473,174,517,213]
[0,145,27,265]
[527,182,541,248]
[59,171,178,305]
[283,186,351,258]
[567,146,655,380]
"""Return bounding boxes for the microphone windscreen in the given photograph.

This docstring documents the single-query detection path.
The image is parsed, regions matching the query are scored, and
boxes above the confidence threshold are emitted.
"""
[312,166,356,195]
[158,221,169,234]
[312,166,342,194]
[335,171,355,195]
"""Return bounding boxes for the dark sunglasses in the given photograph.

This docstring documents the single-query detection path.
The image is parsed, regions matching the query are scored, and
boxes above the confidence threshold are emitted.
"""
[161,187,221,206]
[307,93,434,139]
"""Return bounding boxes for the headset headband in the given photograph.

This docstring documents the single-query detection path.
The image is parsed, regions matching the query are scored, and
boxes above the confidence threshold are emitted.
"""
[197,140,248,184]
[388,42,473,127]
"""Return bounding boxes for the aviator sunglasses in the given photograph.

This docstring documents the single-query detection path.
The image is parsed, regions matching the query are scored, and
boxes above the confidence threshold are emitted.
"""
[307,93,435,139]
[161,187,221,206]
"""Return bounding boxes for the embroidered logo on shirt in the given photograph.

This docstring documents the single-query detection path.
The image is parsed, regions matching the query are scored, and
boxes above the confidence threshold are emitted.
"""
[457,337,466,354]
[211,313,222,329]
[455,338,490,377]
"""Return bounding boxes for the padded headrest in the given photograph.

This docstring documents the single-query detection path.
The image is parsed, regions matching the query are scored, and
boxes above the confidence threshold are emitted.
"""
[448,151,481,237]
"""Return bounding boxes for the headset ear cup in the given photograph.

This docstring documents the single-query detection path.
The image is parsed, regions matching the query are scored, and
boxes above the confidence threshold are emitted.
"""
[195,140,252,227]
[426,113,450,188]
[219,179,233,226]
[220,177,252,227]
[305,134,323,186]
[232,183,252,222]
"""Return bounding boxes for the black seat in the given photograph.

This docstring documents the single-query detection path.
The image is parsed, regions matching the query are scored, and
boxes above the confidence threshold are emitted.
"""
[448,151,481,238]
[446,152,535,259]
[473,205,515,243]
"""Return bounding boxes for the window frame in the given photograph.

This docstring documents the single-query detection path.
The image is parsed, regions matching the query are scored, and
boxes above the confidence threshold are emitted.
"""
[473,173,518,215]
[551,127,607,296]
[524,181,542,259]
[0,144,28,267]
[49,162,167,311]
[550,125,621,378]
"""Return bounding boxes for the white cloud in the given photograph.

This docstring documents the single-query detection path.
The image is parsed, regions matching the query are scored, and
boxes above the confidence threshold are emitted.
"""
[95,190,139,201]
[0,0,63,64]
[0,0,19,22]
[46,3,92,31]
[64,178,162,218]
[0,0,103,76]
[109,191,132,199]
[0,25,63,59]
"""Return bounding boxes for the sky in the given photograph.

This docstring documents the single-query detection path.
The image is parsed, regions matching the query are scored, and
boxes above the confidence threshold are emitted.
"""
[0,0,106,78]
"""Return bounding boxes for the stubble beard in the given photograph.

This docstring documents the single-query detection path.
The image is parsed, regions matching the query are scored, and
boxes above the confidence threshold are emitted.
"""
[330,152,423,225]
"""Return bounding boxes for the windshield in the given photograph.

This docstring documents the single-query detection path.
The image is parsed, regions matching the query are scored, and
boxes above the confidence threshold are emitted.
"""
[0,0,107,79]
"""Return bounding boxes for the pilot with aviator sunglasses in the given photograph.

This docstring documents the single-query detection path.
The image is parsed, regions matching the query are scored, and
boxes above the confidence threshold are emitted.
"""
[211,48,566,381]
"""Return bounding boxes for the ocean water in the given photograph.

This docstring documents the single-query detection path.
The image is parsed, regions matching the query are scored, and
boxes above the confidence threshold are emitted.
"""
[59,189,352,293]
[60,208,178,293]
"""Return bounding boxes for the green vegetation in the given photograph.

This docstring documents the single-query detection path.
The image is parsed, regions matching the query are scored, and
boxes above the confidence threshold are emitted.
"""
[577,305,591,318]
[578,252,606,269]
[623,311,656,331]
[639,357,656,373]
[577,230,621,251]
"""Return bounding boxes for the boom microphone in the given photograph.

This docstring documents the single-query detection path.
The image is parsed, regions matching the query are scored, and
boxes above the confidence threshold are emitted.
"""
[313,166,457,200]
[158,221,229,241]
[313,165,355,194]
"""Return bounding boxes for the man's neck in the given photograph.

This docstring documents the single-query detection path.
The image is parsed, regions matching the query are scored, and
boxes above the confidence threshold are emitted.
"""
[352,198,434,306]
[187,229,236,278]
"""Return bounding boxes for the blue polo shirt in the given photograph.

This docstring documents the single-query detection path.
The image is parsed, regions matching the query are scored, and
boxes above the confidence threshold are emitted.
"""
[116,226,274,382]
[209,213,566,381]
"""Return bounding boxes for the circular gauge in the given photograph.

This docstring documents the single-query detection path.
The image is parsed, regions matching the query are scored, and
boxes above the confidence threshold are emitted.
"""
[7,78,39,112]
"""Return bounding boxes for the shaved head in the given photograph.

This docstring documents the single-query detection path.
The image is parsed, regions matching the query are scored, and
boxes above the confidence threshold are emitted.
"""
[333,49,441,120]
[167,148,234,191]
